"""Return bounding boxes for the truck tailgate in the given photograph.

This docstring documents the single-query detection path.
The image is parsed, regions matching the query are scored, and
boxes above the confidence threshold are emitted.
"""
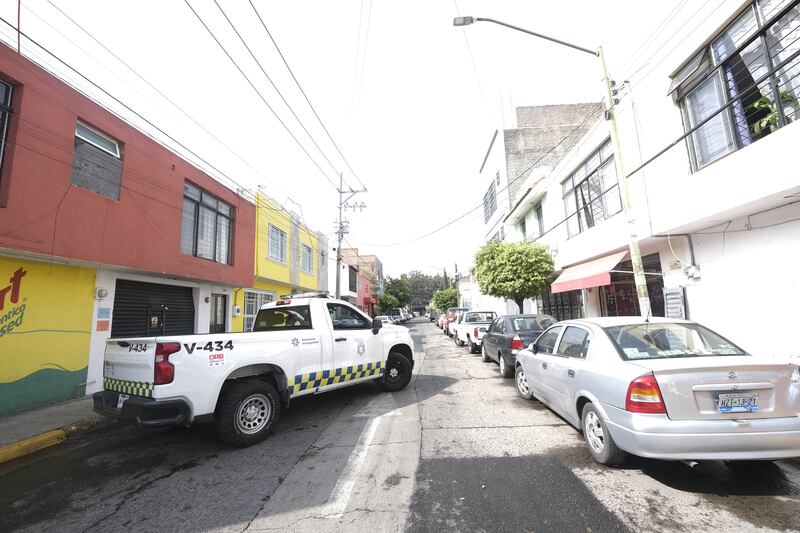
[104,338,157,396]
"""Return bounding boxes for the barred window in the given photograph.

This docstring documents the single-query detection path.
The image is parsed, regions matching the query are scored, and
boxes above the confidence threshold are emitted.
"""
[483,181,497,223]
[671,0,800,169]
[561,139,621,238]
[180,181,233,264]
[243,290,275,331]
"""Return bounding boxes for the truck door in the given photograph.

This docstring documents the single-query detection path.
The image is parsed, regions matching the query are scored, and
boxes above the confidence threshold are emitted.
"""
[323,302,384,389]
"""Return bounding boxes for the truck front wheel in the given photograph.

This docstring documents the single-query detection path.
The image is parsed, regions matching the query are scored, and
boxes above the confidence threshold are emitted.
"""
[378,352,412,392]
[216,380,280,447]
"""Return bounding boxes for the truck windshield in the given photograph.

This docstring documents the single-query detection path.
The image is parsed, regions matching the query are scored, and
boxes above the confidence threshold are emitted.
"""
[253,306,313,332]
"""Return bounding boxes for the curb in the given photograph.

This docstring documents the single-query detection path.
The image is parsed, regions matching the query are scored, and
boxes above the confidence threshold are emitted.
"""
[0,417,101,465]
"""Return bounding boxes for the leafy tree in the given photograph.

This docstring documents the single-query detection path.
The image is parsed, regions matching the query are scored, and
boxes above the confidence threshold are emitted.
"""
[474,240,554,313]
[404,270,447,308]
[384,276,411,307]
[432,287,458,311]
[380,293,400,314]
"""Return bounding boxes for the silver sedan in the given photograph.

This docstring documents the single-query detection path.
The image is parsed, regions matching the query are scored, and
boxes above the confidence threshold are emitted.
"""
[514,317,800,465]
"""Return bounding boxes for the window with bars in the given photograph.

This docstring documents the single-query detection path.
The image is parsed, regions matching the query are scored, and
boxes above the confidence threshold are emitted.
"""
[268,224,287,263]
[536,287,584,321]
[561,139,622,238]
[301,244,314,274]
[243,290,276,332]
[483,181,497,223]
[0,79,12,181]
[671,0,800,169]
[180,181,233,264]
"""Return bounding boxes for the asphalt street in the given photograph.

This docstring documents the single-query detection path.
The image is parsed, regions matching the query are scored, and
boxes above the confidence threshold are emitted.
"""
[1,319,799,532]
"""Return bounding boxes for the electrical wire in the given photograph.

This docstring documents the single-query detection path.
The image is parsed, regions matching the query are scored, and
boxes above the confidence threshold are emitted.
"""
[247,0,367,191]
[182,0,341,193]
[211,0,356,193]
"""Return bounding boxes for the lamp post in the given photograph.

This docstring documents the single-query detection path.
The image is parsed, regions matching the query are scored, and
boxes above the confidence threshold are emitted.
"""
[454,16,651,317]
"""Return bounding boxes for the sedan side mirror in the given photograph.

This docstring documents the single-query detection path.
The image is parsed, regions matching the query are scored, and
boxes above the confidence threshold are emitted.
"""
[372,317,383,334]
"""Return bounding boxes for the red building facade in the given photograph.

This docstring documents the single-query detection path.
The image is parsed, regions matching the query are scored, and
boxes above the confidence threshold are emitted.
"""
[0,44,255,415]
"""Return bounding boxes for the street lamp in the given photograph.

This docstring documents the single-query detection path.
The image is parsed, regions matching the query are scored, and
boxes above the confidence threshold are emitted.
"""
[454,16,652,317]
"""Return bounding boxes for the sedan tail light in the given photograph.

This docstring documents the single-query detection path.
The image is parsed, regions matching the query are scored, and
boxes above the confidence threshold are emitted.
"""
[510,335,523,351]
[625,374,666,414]
[154,342,181,385]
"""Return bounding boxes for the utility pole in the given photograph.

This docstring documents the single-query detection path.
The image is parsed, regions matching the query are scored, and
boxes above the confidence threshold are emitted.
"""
[334,173,366,299]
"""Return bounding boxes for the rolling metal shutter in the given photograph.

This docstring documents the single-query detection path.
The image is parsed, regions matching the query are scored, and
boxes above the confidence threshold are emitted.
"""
[111,279,195,337]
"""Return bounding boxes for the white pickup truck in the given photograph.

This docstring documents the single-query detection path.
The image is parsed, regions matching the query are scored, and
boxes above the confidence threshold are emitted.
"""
[453,311,497,354]
[93,294,415,447]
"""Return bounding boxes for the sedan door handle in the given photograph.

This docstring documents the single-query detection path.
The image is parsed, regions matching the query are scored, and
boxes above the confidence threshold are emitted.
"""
[542,362,547,369]
[567,369,576,378]
[335,337,347,342]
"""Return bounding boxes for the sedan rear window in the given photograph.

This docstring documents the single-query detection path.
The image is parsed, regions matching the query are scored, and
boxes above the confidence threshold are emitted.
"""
[604,323,747,360]
[253,306,312,331]
[512,315,556,332]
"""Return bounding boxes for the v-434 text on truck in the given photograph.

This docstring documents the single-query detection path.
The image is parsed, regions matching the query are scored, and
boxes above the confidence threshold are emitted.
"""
[94,294,414,447]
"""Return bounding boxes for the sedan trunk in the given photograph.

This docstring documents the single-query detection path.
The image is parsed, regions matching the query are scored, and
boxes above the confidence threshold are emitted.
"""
[629,357,800,421]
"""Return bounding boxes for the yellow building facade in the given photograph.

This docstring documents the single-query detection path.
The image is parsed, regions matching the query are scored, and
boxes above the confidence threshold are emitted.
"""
[232,193,328,332]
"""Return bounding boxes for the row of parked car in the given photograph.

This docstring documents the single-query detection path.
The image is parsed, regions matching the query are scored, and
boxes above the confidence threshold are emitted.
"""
[375,309,415,326]
[432,307,800,467]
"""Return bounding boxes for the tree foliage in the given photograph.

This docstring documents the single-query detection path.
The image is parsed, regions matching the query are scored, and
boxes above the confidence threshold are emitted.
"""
[384,276,412,307]
[432,287,458,311]
[403,271,447,307]
[380,293,400,314]
[474,240,554,312]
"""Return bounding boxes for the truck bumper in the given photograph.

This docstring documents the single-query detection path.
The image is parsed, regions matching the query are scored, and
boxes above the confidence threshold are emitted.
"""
[93,391,191,428]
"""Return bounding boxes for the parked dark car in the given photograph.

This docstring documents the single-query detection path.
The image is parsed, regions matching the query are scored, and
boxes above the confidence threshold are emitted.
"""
[429,311,438,322]
[481,314,556,377]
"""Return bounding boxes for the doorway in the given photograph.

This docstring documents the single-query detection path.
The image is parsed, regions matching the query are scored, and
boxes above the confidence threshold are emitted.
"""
[210,294,227,334]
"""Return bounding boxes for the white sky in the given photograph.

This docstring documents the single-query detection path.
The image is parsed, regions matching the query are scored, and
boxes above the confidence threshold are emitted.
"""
[0,0,684,277]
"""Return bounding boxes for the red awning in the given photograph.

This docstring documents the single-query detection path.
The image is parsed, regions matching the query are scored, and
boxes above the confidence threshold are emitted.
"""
[551,251,627,294]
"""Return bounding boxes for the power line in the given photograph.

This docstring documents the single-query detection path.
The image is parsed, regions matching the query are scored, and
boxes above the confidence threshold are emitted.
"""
[365,104,604,248]
[182,0,341,193]
[211,0,357,193]
[42,0,294,202]
[247,0,367,192]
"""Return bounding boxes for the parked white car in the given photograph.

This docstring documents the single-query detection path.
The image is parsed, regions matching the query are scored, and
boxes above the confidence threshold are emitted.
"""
[515,317,800,465]
[94,295,415,447]
[453,311,497,353]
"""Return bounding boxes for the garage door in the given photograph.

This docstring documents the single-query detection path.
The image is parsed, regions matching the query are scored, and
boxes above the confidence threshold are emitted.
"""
[111,279,195,338]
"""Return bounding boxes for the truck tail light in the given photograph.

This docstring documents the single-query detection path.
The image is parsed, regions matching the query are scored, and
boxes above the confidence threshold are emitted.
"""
[510,335,523,351]
[473,327,479,337]
[625,374,666,414]
[154,342,181,385]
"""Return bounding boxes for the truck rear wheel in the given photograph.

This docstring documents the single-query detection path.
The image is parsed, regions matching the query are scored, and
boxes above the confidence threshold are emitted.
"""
[216,380,280,447]
[378,352,412,392]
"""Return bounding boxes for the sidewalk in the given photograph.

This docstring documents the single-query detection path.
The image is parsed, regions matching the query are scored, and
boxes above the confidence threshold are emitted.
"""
[0,396,102,464]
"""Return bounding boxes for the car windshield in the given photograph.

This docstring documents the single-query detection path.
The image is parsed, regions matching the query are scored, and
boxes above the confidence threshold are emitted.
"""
[465,312,496,323]
[512,315,556,332]
[604,322,748,360]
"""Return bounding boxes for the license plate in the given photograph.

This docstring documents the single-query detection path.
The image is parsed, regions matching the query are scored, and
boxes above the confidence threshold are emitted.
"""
[718,392,759,413]
[116,393,129,408]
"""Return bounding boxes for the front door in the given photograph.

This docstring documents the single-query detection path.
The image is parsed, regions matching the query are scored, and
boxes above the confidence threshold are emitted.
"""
[324,302,384,389]
[529,325,562,402]
[210,294,227,334]
[550,326,591,416]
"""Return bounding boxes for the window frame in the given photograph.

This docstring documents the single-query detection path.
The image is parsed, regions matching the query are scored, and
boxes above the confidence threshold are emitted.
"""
[673,0,800,170]
[75,121,121,158]
[0,79,12,180]
[555,325,591,359]
[268,224,288,264]
[326,302,372,330]
[180,181,234,265]
[243,290,276,332]
[301,243,314,274]
[535,326,563,354]
[561,139,622,238]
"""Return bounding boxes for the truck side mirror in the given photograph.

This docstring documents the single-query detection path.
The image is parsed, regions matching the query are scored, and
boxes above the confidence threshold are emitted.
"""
[372,317,383,334]
[530,343,538,353]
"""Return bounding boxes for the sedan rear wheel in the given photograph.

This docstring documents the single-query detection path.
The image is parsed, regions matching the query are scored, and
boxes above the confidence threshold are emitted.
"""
[581,403,626,466]
[499,354,513,378]
[515,365,533,400]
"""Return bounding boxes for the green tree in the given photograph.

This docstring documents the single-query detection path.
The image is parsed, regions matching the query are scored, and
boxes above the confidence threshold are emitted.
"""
[380,293,400,314]
[404,270,447,308]
[432,287,458,311]
[475,240,554,313]
[384,276,412,307]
